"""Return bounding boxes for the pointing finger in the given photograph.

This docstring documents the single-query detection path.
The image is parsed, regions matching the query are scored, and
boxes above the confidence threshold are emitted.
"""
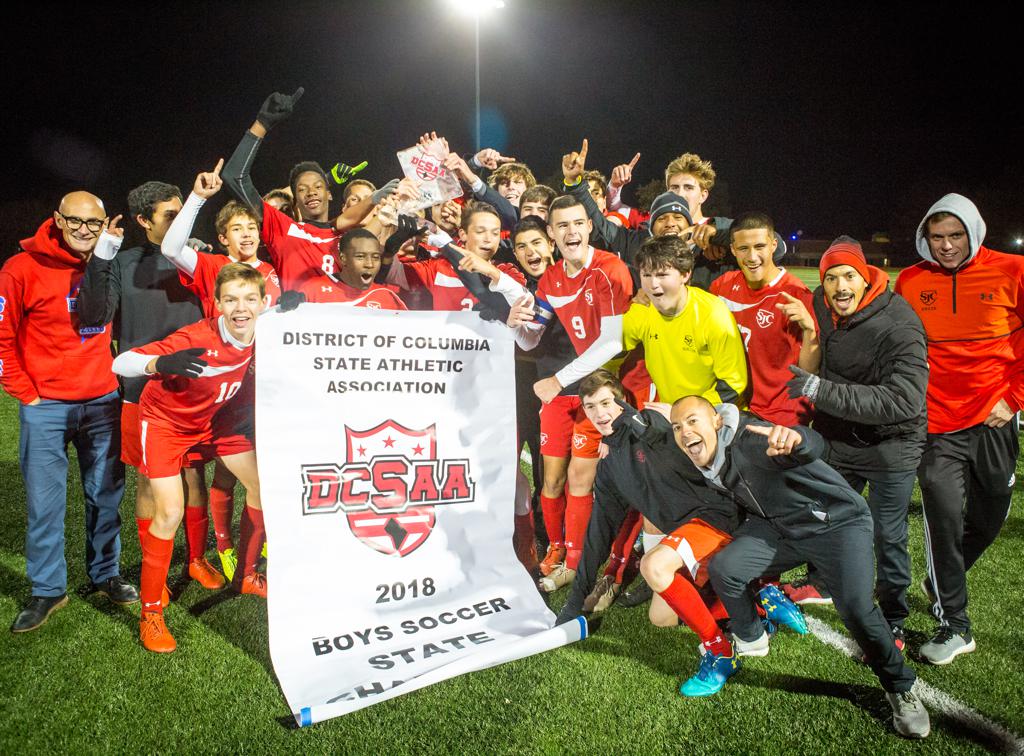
[627,152,640,170]
[579,138,589,162]
[212,158,224,176]
[291,87,305,104]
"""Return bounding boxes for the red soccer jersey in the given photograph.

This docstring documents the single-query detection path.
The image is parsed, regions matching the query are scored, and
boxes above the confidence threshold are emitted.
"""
[301,277,408,310]
[399,256,525,312]
[179,252,281,317]
[260,201,341,290]
[133,317,254,432]
[711,269,816,425]
[534,247,633,359]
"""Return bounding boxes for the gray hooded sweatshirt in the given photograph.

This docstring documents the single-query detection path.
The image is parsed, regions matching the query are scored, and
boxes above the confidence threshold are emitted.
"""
[914,193,987,267]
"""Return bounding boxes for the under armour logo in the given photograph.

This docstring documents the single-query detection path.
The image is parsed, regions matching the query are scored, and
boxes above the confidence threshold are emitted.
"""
[322,285,333,292]
[207,349,218,357]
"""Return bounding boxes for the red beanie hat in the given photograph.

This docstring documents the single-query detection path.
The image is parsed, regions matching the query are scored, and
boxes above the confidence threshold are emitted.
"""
[819,235,869,282]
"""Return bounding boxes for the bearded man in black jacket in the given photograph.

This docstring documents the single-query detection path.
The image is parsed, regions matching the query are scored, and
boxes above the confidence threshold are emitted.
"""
[782,237,927,649]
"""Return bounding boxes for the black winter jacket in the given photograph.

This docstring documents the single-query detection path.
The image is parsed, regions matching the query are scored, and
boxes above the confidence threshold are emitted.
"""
[810,284,928,471]
[705,414,871,540]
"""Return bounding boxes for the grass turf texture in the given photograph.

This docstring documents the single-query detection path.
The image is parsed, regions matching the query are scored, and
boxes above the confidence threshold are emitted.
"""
[2,268,1022,754]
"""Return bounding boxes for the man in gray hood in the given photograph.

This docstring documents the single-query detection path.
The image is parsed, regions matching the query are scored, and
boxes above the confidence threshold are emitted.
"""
[896,194,1024,665]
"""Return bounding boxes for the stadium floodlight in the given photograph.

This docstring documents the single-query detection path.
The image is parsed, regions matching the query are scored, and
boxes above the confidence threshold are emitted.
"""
[445,0,506,150]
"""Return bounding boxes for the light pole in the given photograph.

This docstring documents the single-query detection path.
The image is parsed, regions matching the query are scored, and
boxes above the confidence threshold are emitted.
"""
[448,0,505,152]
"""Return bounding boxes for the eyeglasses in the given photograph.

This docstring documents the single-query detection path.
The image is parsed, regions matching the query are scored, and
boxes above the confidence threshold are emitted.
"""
[58,212,106,233]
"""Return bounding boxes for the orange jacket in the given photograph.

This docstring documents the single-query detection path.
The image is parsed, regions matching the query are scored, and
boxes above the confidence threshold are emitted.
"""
[896,245,1024,433]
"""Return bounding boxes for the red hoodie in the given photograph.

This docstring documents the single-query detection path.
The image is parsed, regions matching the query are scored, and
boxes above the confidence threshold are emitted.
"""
[0,219,117,403]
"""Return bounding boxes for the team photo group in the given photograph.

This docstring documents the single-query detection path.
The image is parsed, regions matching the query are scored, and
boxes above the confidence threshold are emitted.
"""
[1,85,1020,742]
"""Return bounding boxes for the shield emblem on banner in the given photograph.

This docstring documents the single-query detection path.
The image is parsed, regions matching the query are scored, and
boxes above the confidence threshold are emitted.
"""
[344,420,438,557]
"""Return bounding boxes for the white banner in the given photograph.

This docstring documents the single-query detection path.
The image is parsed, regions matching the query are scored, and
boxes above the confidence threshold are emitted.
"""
[256,306,584,726]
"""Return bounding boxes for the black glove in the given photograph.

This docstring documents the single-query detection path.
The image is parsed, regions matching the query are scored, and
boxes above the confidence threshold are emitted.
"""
[154,348,208,379]
[330,160,368,186]
[256,87,305,131]
[384,215,425,258]
[187,237,213,253]
[371,178,402,205]
[786,365,821,401]
[278,290,307,312]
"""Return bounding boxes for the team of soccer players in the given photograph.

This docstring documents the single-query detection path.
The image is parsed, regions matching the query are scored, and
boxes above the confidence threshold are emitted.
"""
[4,87,1022,740]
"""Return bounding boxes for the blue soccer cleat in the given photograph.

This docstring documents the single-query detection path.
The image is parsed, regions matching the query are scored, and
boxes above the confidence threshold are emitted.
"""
[758,584,808,635]
[680,649,741,697]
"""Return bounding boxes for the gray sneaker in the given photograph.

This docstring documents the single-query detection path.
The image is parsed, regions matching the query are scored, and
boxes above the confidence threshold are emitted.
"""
[886,689,931,738]
[920,627,976,665]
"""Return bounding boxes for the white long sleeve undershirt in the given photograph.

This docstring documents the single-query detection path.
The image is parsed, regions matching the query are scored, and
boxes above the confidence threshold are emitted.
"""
[160,192,205,277]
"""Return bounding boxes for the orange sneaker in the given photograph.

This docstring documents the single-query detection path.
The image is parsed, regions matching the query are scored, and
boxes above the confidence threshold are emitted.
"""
[139,612,177,653]
[188,557,226,589]
[238,572,267,598]
[539,544,567,577]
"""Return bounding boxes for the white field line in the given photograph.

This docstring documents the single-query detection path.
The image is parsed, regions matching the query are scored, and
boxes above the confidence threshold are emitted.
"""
[805,616,1024,754]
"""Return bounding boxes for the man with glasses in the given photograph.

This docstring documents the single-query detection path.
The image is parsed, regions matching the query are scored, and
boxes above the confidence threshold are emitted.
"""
[0,192,138,633]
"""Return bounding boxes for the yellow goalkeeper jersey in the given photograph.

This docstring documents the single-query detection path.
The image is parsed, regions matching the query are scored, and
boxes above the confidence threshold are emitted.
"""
[622,286,748,406]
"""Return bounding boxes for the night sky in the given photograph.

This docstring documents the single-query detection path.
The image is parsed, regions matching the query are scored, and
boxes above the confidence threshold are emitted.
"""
[4,1,1020,257]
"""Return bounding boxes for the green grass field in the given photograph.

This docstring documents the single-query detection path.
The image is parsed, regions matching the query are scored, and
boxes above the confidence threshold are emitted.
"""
[2,268,1022,754]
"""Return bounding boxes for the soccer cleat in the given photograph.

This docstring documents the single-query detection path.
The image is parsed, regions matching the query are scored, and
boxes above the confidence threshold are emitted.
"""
[618,577,654,608]
[679,649,741,697]
[583,575,621,613]
[781,576,833,605]
[218,548,238,583]
[758,584,808,635]
[886,690,931,738]
[238,572,268,598]
[261,541,268,560]
[731,629,771,657]
[920,627,975,665]
[538,564,575,593]
[10,595,69,633]
[539,544,567,577]
[139,612,177,653]
[188,557,226,589]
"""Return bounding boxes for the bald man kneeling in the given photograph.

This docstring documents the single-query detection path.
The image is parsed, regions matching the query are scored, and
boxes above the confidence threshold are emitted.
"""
[670,396,930,739]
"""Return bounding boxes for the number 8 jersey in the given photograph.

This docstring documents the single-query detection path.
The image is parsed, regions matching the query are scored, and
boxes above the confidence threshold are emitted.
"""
[132,317,254,431]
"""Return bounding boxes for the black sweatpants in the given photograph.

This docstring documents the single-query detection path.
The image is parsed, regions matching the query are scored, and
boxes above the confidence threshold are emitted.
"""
[917,419,1018,633]
[709,514,916,693]
[810,467,916,628]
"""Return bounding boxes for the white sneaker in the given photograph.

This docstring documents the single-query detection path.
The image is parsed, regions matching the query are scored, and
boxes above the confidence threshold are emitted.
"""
[539,564,576,593]
[731,629,770,657]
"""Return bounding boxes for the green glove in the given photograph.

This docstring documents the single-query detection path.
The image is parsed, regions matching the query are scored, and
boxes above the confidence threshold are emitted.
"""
[330,160,368,186]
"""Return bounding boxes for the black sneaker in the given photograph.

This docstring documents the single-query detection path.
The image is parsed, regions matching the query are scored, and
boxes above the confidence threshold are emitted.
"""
[92,576,140,605]
[11,594,69,633]
[892,625,906,653]
[618,578,653,608]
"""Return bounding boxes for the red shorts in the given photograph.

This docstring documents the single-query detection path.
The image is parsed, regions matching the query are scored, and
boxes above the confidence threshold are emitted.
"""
[120,401,143,467]
[660,519,733,587]
[139,419,252,479]
[538,395,602,459]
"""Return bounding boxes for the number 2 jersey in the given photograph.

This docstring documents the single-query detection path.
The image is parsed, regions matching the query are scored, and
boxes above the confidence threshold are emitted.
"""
[533,246,633,394]
[131,316,254,433]
[394,255,526,311]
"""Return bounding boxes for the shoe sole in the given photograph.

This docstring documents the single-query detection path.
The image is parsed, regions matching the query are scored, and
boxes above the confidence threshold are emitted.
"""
[923,639,976,666]
[792,597,833,606]
[11,595,69,633]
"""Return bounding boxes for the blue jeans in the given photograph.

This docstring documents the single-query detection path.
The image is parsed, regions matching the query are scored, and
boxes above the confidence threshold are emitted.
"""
[18,391,125,597]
